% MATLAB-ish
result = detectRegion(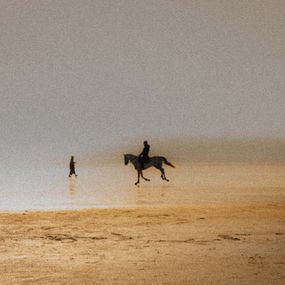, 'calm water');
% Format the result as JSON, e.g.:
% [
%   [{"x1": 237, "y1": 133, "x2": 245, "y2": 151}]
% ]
[{"x1": 0, "y1": 163, "x2": 284, "y2": 211}]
